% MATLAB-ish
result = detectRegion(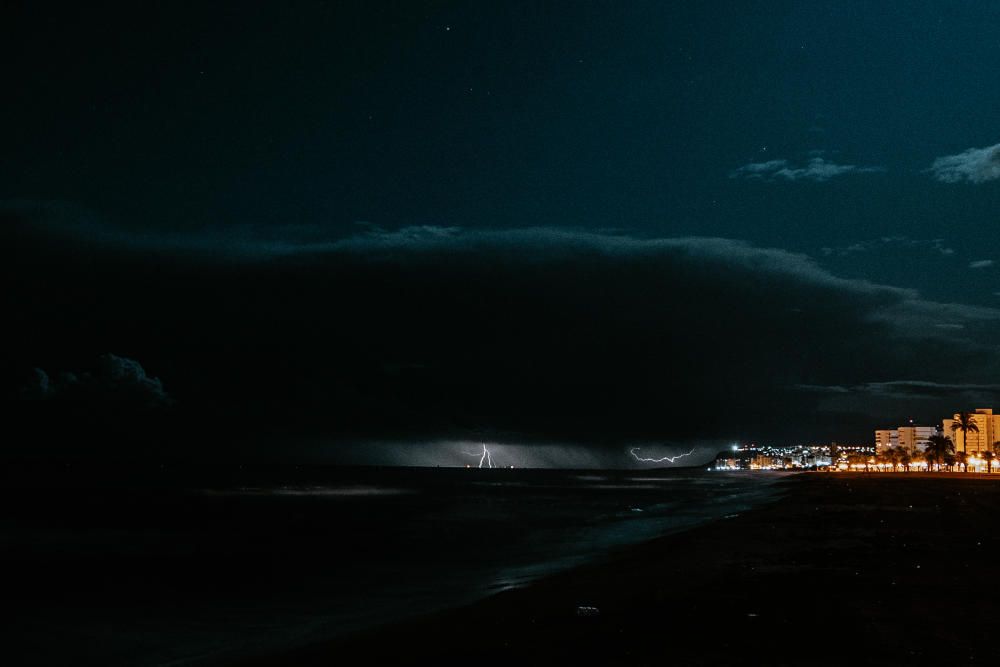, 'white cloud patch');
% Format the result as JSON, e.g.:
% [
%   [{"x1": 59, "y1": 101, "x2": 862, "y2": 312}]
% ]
[
  {"x1": 731, "y1": 157, "x2": 884, "y2": 182},
  {"x1": 821, "y1": 236, "x2": 955, "y2": 258},
  {"x1": 730, "y1": 159, "x2": 789, "y2": 177},
  {"x1": 969, "y1": 259, "x2": 994, "y2": 269},
  {"x1": 927, "y1": 142, "x2": 1000, "y2": 184}
]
